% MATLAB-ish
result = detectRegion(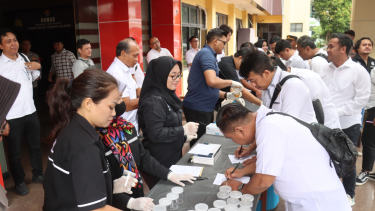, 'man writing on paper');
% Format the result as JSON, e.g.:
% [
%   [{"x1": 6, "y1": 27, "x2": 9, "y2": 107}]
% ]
[{"x1": 217, "y1": 103, "x2": 351, "y2": 211}]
